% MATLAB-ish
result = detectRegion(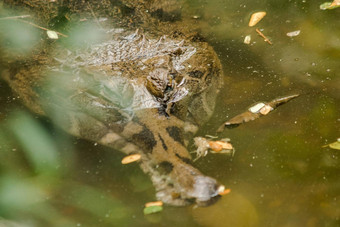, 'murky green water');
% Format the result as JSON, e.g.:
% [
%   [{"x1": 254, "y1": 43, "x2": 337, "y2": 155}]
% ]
[{"x1": 0, "y1": 0, "x2": 339, "y2": 226}]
